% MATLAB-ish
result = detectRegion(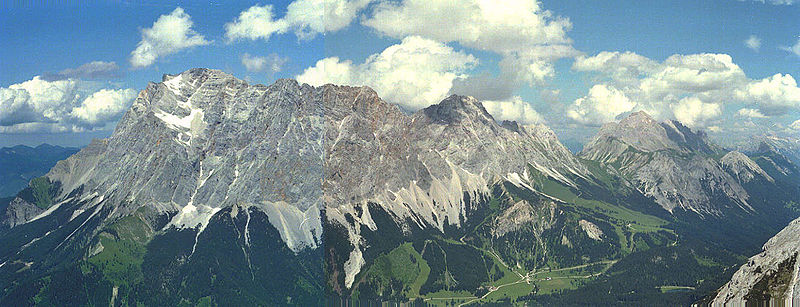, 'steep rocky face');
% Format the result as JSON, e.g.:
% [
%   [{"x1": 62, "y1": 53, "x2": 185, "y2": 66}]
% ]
[
  {"x1": 1, "y1": 69, "x2": 598, "y2": 302},
  {"x1": 0, "y1": 69, "x2": 325, "y2": 305},
  {"x1": 3, "y1": 197, "x2": 45, "y2": 228},
  {"x1": 2, "y1": 68, "x2": 796, "y2": 304},
  {"x1": 581, "y1": 111, "x2": 750, "y2": 216},
  {"x1": 492, "y1": 199, "x2": 558, "y2": 238},
  {"x1": 713, "y1": 217, "x2": 800, "y2": 304},
  {"x1": 4, "y1": 69, "x2": 323, "y2": 250},
  {"x1": 752, "y1": 139, "x2": 800, "y2": 181},
  {"x1": 322, "y1": 89, "x2": 591, "y2": 288},
  {"x1": 582, "y1": 111, "x2": 718, "y2": 159},
  {"x1": 720, "y1": 151, "x2": 774, "y2": 184}
]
